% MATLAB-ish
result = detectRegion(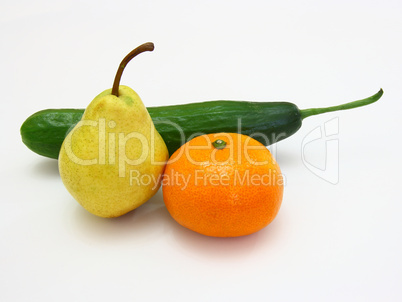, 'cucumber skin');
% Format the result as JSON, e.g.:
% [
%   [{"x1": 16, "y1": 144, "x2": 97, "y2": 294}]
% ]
[
  {"x1": 20, "y1": 101, "x2": 302, "y2": 159},
  {"x1": 21, "y1": 109, "x2": 84, "y2": 159}
]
